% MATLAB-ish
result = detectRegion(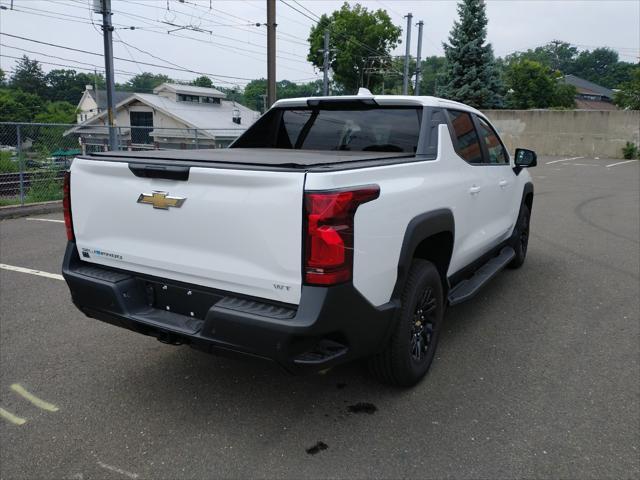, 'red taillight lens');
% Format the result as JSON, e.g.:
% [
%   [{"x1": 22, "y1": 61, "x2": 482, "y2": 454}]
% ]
[
  {"x1": 63, "y1": 171, "x2": 75, "y2": 241},
  {"x1": 304, "y1": 185, "x2": 380, "y2": 285}
]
